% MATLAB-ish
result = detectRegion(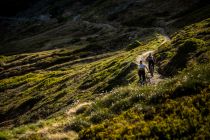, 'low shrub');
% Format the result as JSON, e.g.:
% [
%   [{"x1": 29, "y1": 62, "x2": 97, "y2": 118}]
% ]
[
  {"x1": 0, "y1": 132, "x2": 10, "y2": 140},
  {"x1": 90, "y1": 109, "x2": 112, "y2": 124},
  {"x1": 19, "y1": 133, "x2": 47, "y2": 140},
  {"x1": 64, "y1": 119, "x2": 90, "y2": 132},
  {"x1": 126, "y1": 40, "x2": 142, "y2": 51},
  {"x1": 76, "y1": 105, "x2": 89, "y2": 115},
  {"x1": 110, "y1": 98, "x2": 132, "y2": 114}
]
